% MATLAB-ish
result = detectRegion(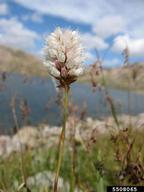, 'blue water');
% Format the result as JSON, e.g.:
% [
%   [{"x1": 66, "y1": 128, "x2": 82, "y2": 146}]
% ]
[{"x1": 0, "y1": 73, "x2": 144, "y2": 134}]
